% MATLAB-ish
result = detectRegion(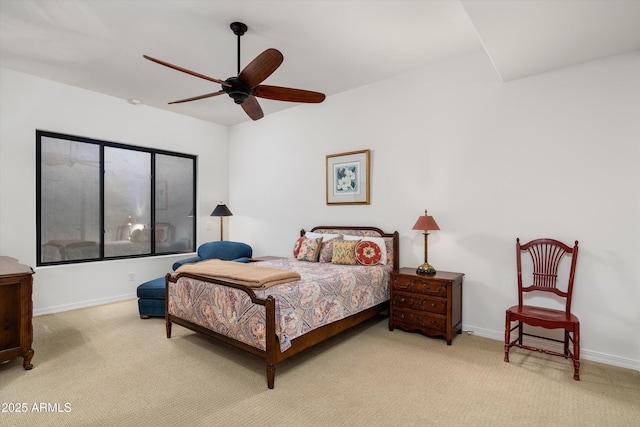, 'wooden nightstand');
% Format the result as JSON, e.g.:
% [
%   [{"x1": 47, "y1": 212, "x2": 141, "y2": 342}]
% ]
[{"x1": 389, "y1": 268, "x2": 464, "y2": 345}]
